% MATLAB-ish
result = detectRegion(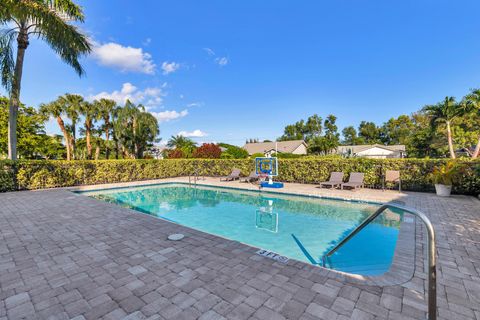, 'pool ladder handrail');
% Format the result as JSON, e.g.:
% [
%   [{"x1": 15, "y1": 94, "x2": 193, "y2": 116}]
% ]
[
  {"x1": 188, "y1": 170, "x2": 198, "y2": 187},
  {"x1": 321, "y1": 203, "x2": 437, "y2": 320}
]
